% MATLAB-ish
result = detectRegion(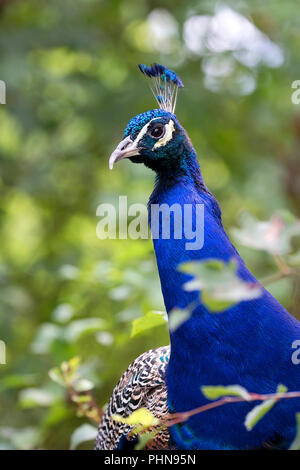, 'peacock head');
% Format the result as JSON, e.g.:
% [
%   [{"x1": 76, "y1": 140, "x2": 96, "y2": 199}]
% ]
[{"x1": 109, "y1": 64, "x2": 192, "y2": 174}]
